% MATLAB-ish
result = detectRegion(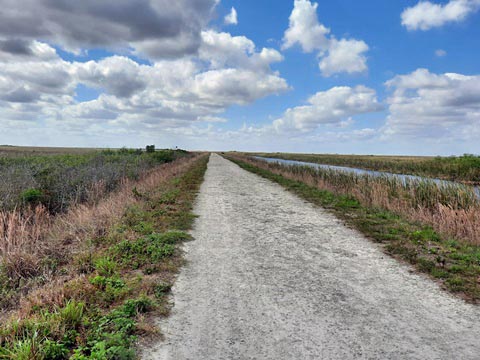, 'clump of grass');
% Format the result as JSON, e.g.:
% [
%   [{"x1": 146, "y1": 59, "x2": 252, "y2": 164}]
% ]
[
  {"x1": 60, "y1": 300, "x2": 85, "y2": 328},
  {"x1": 153, "y1": 283, "x2": 172, "y2": 299},
  {"x1": 94, "y1": 257, "x2": 118, "y2": 277}
]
